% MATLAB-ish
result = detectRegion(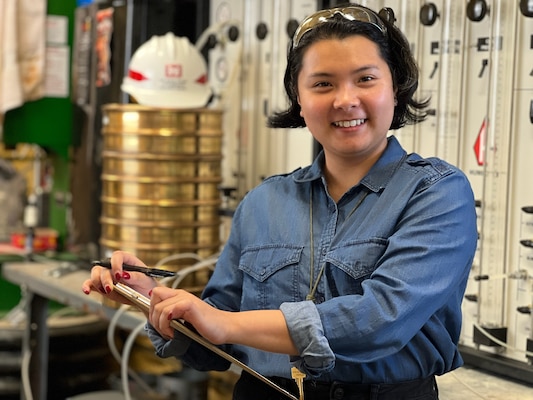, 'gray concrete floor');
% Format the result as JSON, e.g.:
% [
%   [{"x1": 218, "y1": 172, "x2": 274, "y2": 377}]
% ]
[{"x1": 437, "y1": 366, "x2": 533, "y2": 399}]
